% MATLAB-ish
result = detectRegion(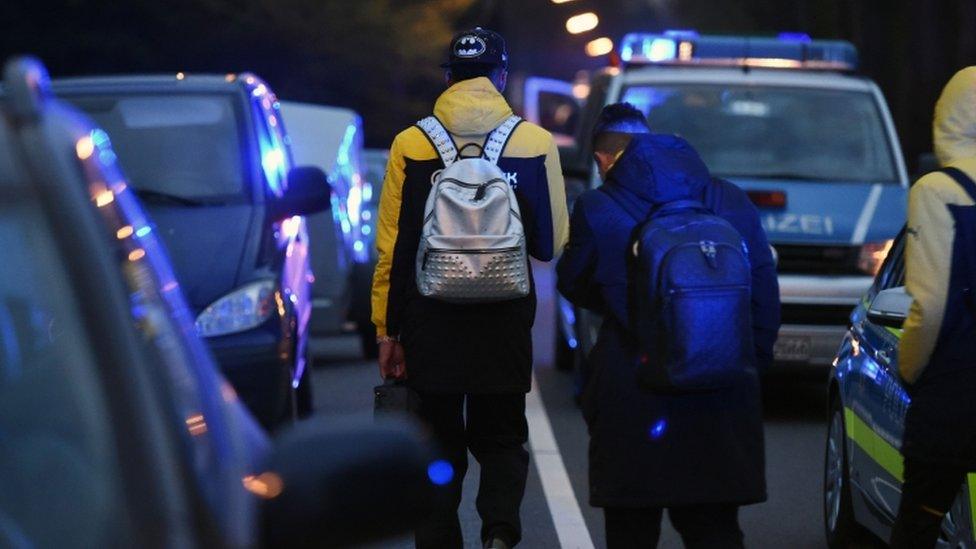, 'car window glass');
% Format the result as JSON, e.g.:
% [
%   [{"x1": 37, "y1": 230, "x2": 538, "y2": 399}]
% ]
[
  {"x1": 64, "y1": 94, "x2": 248, "y2": 202},
  {"x1": 0, "y1": 191, "x2": 129, "y2": 548},
  {"x1": 75, "y1": 129, "x2": 250, "y2": 537},
  {"x1": 878, "y1": 229, "x2": 907, "y2": 290},
  {"x1": 622, "y1": 84, "x2": 898, "y2": 183}
]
